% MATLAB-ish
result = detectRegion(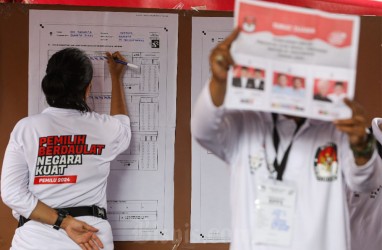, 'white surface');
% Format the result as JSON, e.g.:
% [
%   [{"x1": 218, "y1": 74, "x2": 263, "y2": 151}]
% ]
[
  {"x1": 191, "y1": 85, "x2": 382, "y2": 250},
  {"x1": 29, "y1": 10, "x2": 178, "y2": 241},
  {"x1": 190, "y1": 17, "x2": 233, "y2": 243}
]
